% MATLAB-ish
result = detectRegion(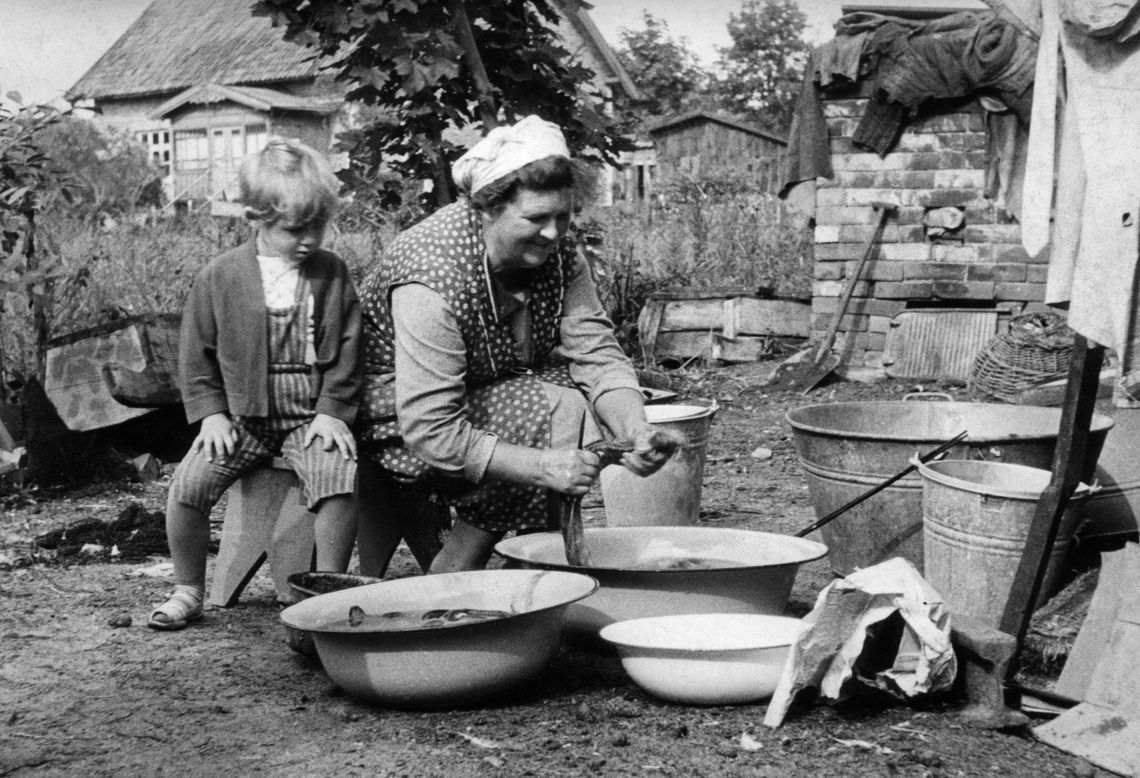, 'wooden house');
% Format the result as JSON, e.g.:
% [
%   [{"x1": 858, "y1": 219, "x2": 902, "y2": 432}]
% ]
[
  {"x1": 648, "y1": 111, "x2": 788, "y2": 194},
  {"x1": 66, "y1": 0, "x2": 345, "y2": 208},
  {"x1": 67, "y1": 0, "x2": 638, "y2": 210}
]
